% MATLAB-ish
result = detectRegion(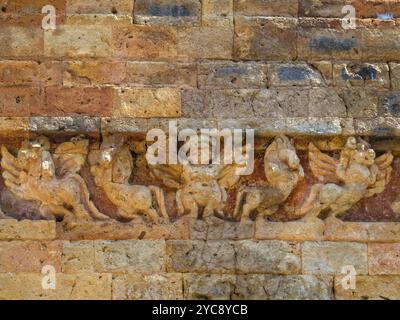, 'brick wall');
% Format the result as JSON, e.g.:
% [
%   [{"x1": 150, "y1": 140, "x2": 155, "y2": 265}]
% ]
[{"x1": 0, "y1": 0, "x2": 400, "y2": 300}]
